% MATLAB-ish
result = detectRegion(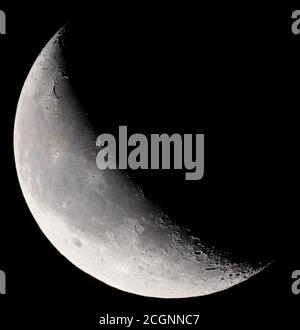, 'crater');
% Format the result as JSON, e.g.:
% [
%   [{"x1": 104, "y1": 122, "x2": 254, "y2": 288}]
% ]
[{"x1": 72, "y1": 237, "x2": 82, "y2": 247}]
